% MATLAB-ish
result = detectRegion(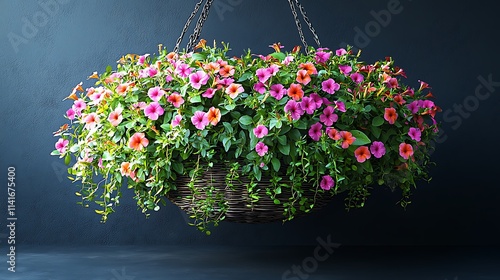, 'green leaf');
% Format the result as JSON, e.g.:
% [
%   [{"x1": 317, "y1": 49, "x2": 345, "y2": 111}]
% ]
[
  {"x1": 172, "y1": 162, "x2": 184, "y2": 174},
  {"x1": 371, "y1": 126, "x2": 381, "y2": 139},
  {"x1": 270, "y1": 52, "x2": 286, "y2": 61},
  {"x1": 273, "y1": 199, "x2": 281, "y2": 205},
  {"x1": 271, "y1": 158, "x2": 281, "y2": 172},
  {"x1": 295, "y1": 120, "x2": 308, "y2": 130},
  {"x1": 372, "y1": 116, "x2": 385, "y2": 127},
  {"x1": 274, "y1": 186, "x2": 282, "y2": 195},
  {"x1": 237, "y1": 72, "x2": 253, "y2": 82},
  {"x1": 225, "y1": 104, "x2": 236, "y2": 111},
  {"x1": 191, "y1": 53, "x2": 206, "y2": 61},
  {"x1": 222, "y1": 138, "x2": 232, "y2": 152},
  {"x1": 351, "y1": 130, "x2": 371, "y2": 146},
  {"x1": 51, "y1": 150, "x2": 60, "y2": 156},
  {"x1": 277, "y1": 135, "x2": 287, "y2": 145},
  {"x1": 102, "y1": 151, "x2": 114, "y2": 161},
  {"x1": 239, "y1": 115, "x2": 253, "y2": 126},
  {"x1": 278, "y1": 144, "x2": 290, "y2": 155},
  {"x1": 106, "y1": 65, "x2": 112, "y2": 73},
  {"x1": 222, "y1": 122, "x2": 233, "y2": 134},
  {"x1": 64, "y1": 154, "x2": 71, "y2": 165},
  {"x1": 190, "y1": 95, "x2": 201, "y2": 103}
]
